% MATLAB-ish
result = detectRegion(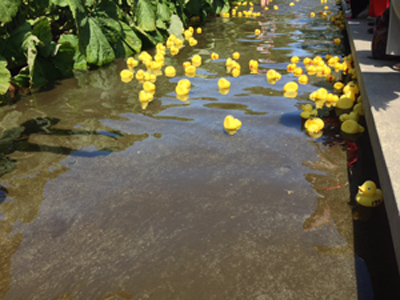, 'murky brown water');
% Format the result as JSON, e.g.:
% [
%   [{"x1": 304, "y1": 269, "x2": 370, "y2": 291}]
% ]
[{"x1": 0, "y1": 1, "x2": 371, "y2": 299}]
